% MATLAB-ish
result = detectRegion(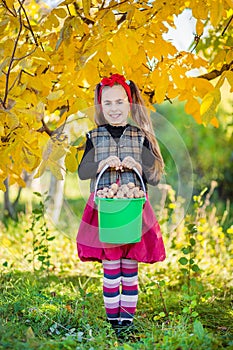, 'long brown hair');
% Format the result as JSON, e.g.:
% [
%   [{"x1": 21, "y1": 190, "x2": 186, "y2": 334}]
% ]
[{"x1": 94, "y1": 80, "x2": 164, "y2": 183}]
